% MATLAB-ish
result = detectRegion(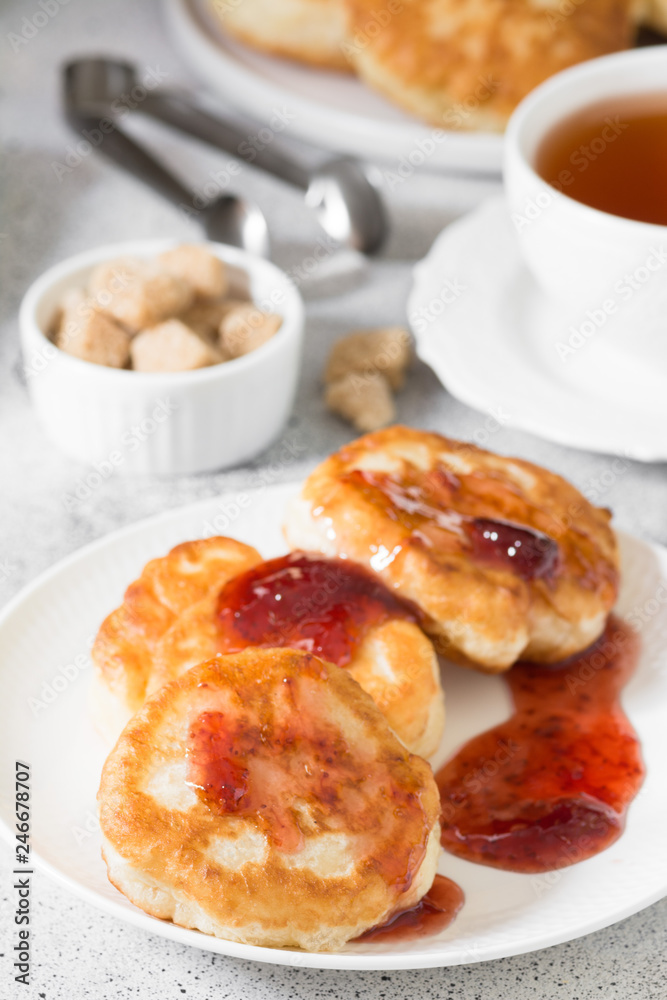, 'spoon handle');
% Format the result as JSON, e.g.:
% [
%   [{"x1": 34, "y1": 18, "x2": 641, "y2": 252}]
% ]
[
  {"x1": 68, "y1": 113, "x2": 195, "y2": 211},
  {"x1": 142, "y1": 92, "x2": 311, "y2": 190}
]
